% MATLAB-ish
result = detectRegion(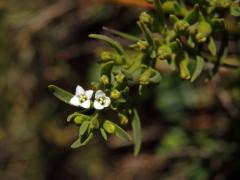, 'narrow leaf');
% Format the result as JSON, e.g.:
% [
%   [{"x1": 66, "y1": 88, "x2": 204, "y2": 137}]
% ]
[
  {"x1": 112, "y1": 122, "x2": 131, "y2": 141},
  {"x1": 191, "y1": 56, "x2": 205, "y2": 82},
  {"x1": 70, "y1": 133, "x2": 94, "y2": 148},
  {"x1": 79, "y1": 121, "x2": 89, "y2": 136},
  {"x1": 153, "y1": 0, "x2": 165, "y2": 31},
  {"x1": 89, "y1": 34, "x2": 125, "y2": 55},
  {"x1": 102, "y1": 26, "x2": 139, "y2": 42},
  {"x1": 70, "y1": 137, "x2": 81, "y2": 148},
  {"x1": 80, "y1": 132, "x2": 94, "y2": 146},
  {"x1": 100, "y1": 128, "x2": 108, "y2": 141},
  {"x1": 132, "y1": 109, "x2": 142, "y2": 156},
  {"x1": 48, "y1": 85, "x2": 73, "y2": 104},
  {"x1": 208, "y1": 37, "x2": 217, "y2": 56}
]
